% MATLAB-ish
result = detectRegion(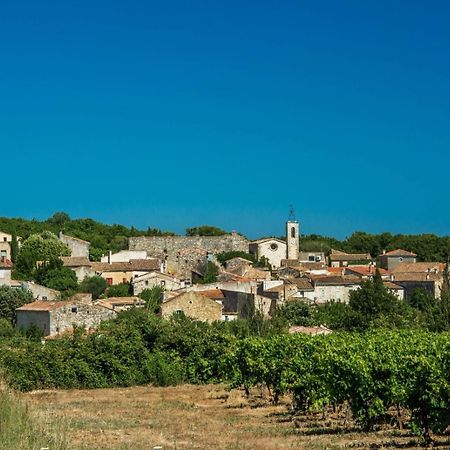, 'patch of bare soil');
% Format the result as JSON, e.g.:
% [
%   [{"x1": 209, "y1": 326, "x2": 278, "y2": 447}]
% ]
[{"x1": 24, "y1": 385, "x2": 449, "y2": 449}]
